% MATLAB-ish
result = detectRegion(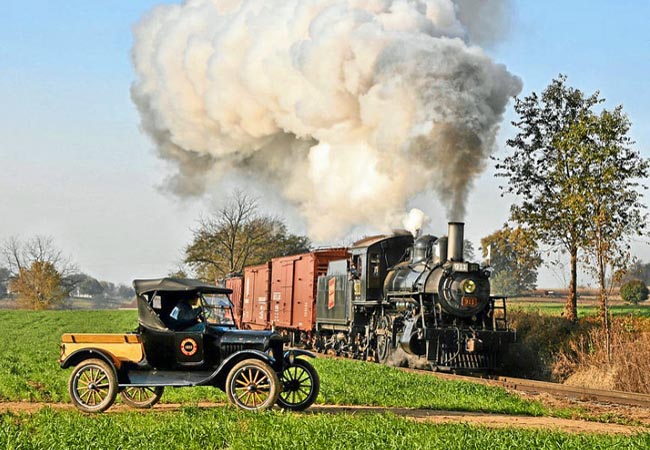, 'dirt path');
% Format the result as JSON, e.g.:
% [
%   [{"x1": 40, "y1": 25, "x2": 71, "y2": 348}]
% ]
[{"x1": 0, "y1": 401, "x2": 645, "y2": 435}]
